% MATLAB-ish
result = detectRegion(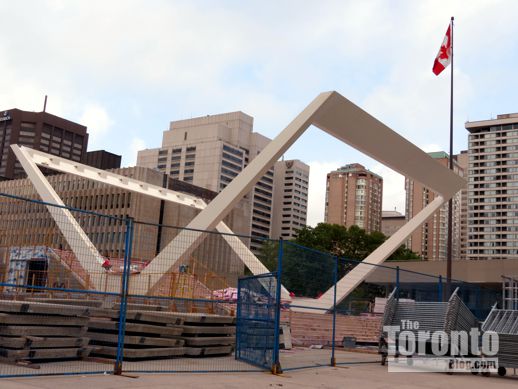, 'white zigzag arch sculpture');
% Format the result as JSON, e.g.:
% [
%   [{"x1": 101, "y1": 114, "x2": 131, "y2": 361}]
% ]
[{"x1": 12, "y1": 91, "x2": 465, "y2": 312}]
